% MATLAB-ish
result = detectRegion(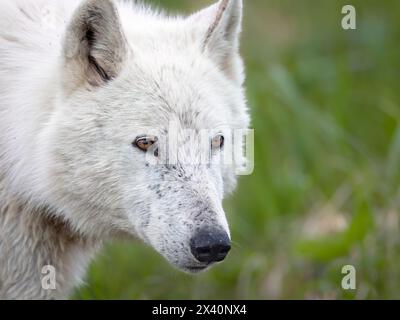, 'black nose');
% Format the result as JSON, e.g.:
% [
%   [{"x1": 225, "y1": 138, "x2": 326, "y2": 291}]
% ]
[{"x1": 190, "y1": 228, "x2": 231, "y2": 264}]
